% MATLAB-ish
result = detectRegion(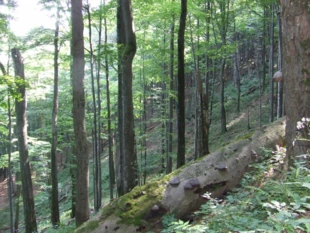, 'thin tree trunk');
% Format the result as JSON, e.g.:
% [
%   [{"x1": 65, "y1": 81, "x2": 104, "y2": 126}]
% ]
[
  {"x1": 14, "y1": 172, "x2": 21, "y2": 232},
  {"x1": 71, "y1": 0, "x2": 90, "y2": 226},
  {"x1": 103, "y1": 0, "x2": 115, "y2": 200},
  {"x1": 86, "y1": 2, "x2": 101, "y2": 212},
  {"x1": 177, "y1": 0, "x2": 187, "y2": 168},
  {"x1": 96, "y1": 1, "x2": 103, "y2": 205},
  {"x1": 202, "y1": 0, "x2": 211, "y2": 156},
  {"x1": 276, "y1": 7, "x2": 283, "y2": 118},
  {"x1": 262, "y1": 6, "x2": 267, "y2": 91},
  {"x1": 256, "y1": 39, "x2": 262, "y2": 129},
  {"x1": 166, "y1": 13, "x2": 175, "y2": 174},
  {"x1": 50, "y1": 2, "x2": 60, "y2": 225},
  {"x1": 8, "y1": 96, "x2": 14, "y2": 233},
  {"x1": 0, "y1": 60, "x2": 14, "y2": 233},
  {"x1": 68, "y1": 134, "x2": 76, "y2": 218},
  {"x1": 12, "y1": 48, "x2": 37, "y2": 233},
  {"x1": 219, "y1": 58, "x2": 227, "y2": 133},
  {"x1": 269, "y1": 4, "x2": 275, "y2": 123}
]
